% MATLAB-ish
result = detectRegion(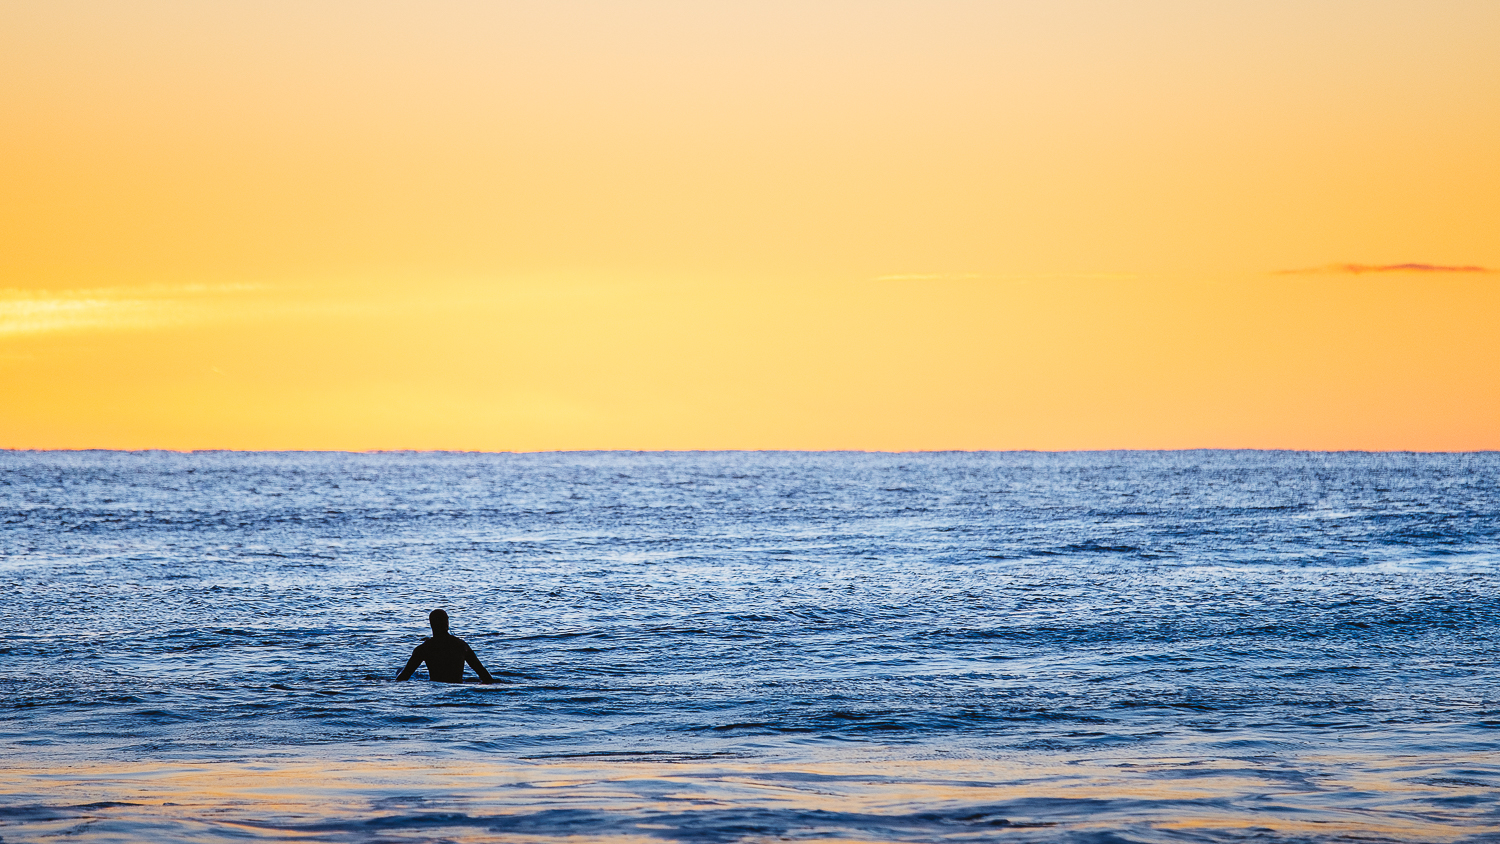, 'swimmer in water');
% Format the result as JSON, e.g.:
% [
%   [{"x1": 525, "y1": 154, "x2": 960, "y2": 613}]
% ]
[{"x1": 394, "y1": 609, "x2": 496, "y2": 683}]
